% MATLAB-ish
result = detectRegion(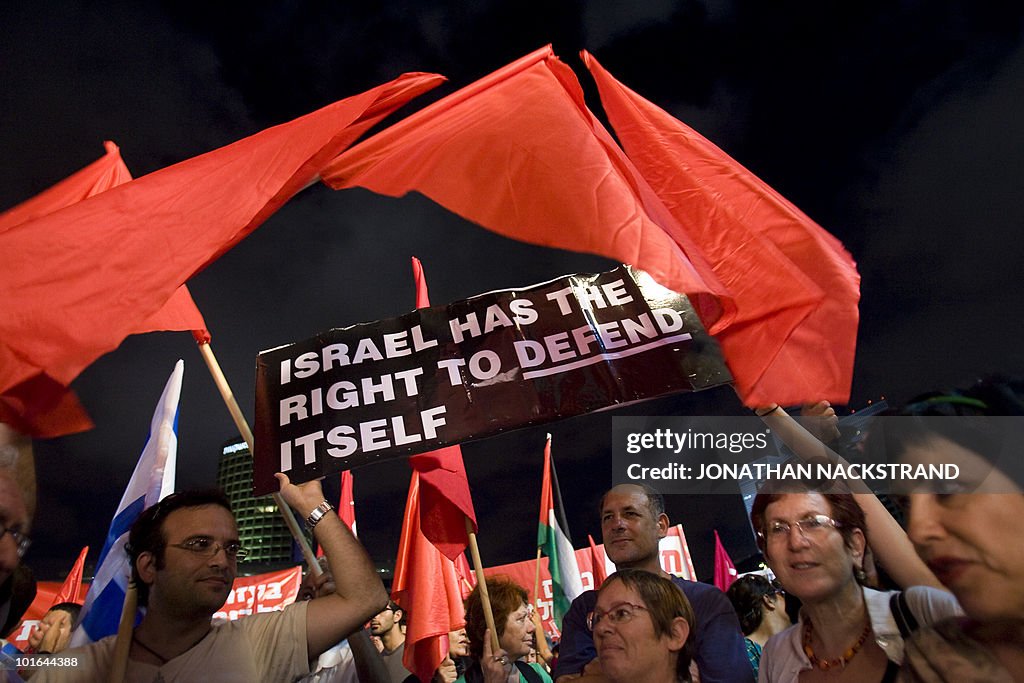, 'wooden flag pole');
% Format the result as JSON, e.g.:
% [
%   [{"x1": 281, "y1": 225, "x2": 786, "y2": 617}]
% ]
[
  {"x1": 197, "y1": 341, "x2": 322, "y2": 576},
  {"x1": 465, "y1": 516, "x2": 500, "y2": 653},
  {"x1": 107, "y1": 581, "x2": 138, "y2": 683}
]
